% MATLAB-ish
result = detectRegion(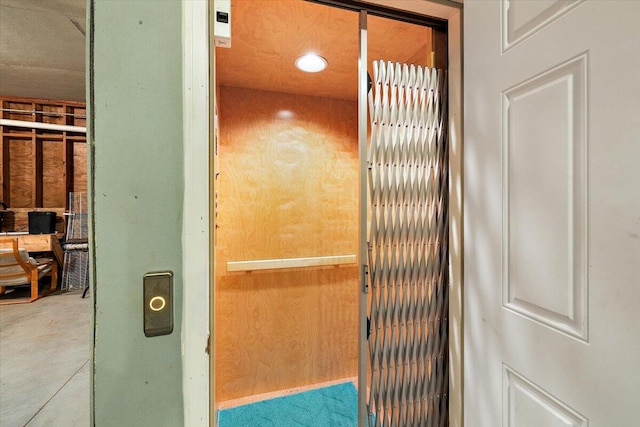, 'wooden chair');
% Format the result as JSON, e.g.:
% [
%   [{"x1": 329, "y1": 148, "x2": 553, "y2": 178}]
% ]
[{"x1": 0, "y1": 238, "x2": 58, "y2": 304}]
